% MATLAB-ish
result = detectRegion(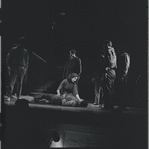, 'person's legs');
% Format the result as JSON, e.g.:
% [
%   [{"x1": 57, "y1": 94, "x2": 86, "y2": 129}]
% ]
[
  {"x1": 93, "y1": 76, "x2": 103, "y2": 105},
  {"x1": 33, "y1": 94, "x2": 62, "y2": 105},
  {"x1": 7, "y1": 67, "x2": 18, "y2": 100},
  {"x1": 103, "y1": 69, "x2": 116, "y2": 110},
  {"x1": 98, "y1": 86, "x2": 103, "y2": 104},
  {"x1": 17, "y1": 67, "x2": 26, "y2": 99},
  {"x1": 94, "y1": 81, "x2": 99, "y2": 105},
  {"x1": 34, "y1": 93, "x2": 50, "y2": 103},
  {"x1": 119, "y1": 77, "x2": 127, "y2": 110}
]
